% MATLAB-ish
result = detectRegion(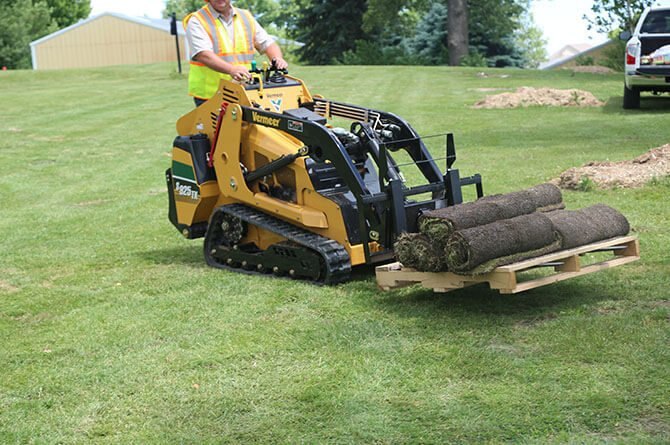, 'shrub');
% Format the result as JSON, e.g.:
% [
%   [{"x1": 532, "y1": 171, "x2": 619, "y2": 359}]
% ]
[{"x1": 576, "y1": 55, "x2": 595, "y2": 66}]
